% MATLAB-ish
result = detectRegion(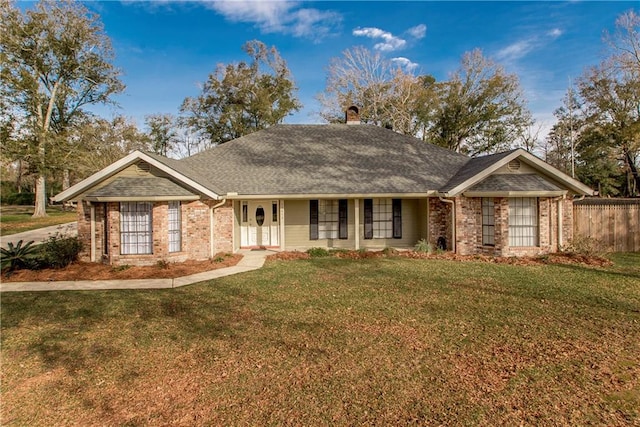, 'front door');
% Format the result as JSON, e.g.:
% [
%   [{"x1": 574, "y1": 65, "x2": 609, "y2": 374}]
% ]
[{"x1": 240, "y1": 200, "x2": 279, "y2": 247}]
